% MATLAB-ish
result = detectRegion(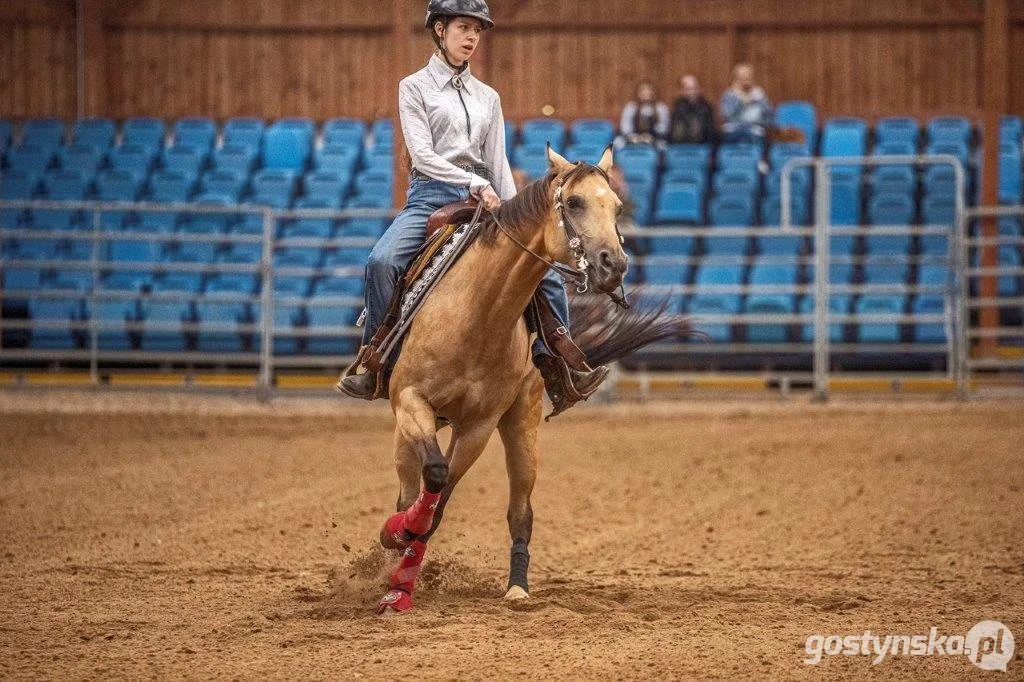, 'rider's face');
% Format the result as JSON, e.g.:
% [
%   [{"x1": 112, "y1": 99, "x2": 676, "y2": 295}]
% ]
[{"x1": 438, "y1": 16, "x2": 484, "y2": 65}]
